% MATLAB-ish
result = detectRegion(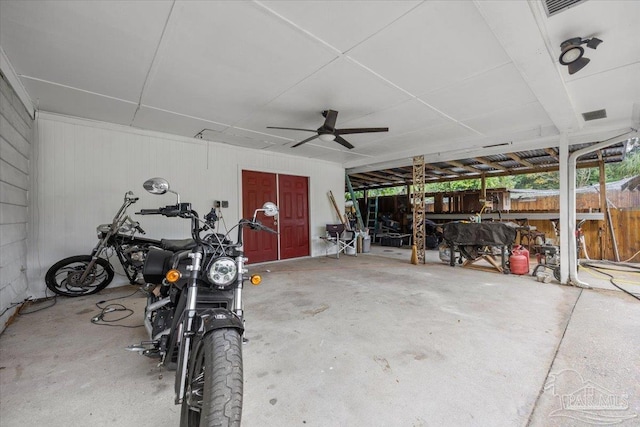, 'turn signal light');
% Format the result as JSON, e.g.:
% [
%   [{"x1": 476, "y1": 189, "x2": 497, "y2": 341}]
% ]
[
  {"x1": 166, "y1": 269, "x2": 182, "y2": 283},
  {"x1": 250, "y1": 274, "x2": 262, "y2": 286}
]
